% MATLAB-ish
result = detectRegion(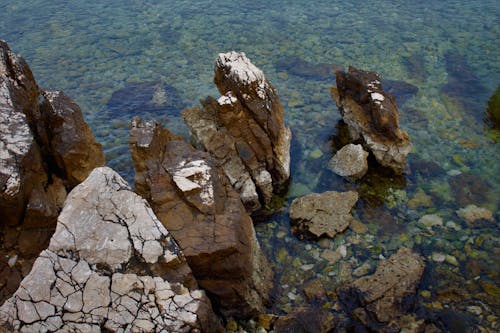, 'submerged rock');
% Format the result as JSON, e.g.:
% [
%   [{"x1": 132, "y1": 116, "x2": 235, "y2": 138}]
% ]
[
  {"x1": 448, "y1": 172, "x2": 491, "y2": 206},
  {"x1": 327, "y1": 143, "x2": 369, "y2": 180},
  {"x1": 456, "y1": 204, "x2": 494, "y2": 224},
  {"x1": 129, "y1": 117, "x2": 273, "y2": 319},
  {"x1": 332, "y1": 66, "x2": 412, "y2": 172},
  {"x1": 289, "y1": 191, "x2": 359, "y2": 240},
  {"x1": 183, "y1": 51, "x2": 291, "y2": 213},
  {"x1": 273, "y1": 307, "x2": 336, "y2": 333},
  {"x1": 106, "y1": 80, "x2": 185, "y2": 118},
  {"x1": 0, "y1": 167, "x2": 221, "y2": 332},
  {"x1": 339, "y1": 247, "x2": 425, "y2": 329},
  {"x1": 486, "y1": 85, "x2": 500, "y2": 129}
]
